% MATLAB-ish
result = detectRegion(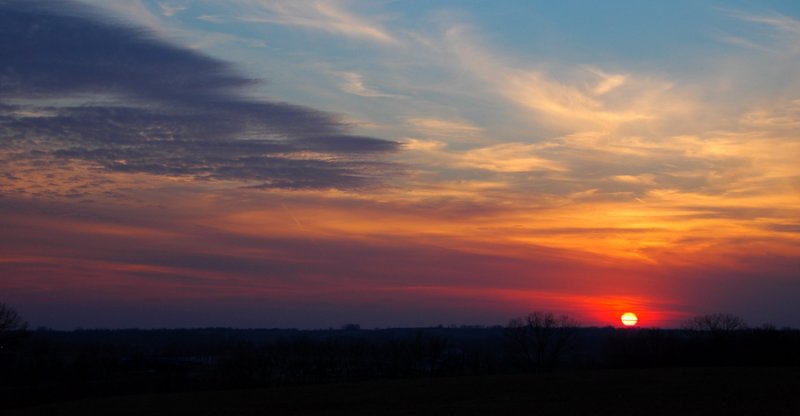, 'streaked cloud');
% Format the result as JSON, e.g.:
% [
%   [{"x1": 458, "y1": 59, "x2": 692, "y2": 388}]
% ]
[
  {"x1": 457, "y1": 143, "x2": 567, "y2": 173},
  {"x1": 406, "y1": 117, "x2": 483, "y2": 139},
  {"x1": 722, "y1": 10, "x2": 800, "y2": 54},
  {"x1": 731, "y1": 11, "x2": 800, "y2": 36},
  {"x1": 335, "y1": 71, "x2": 398, "y2": 98},
  {"x1": 740, "y1": 99, "x2": 800, "y2": 129},
  {"x1": 238, "y1": 0, "x2": 397, "y2": 45},
  {"x1": 438, "y1": 25, "x2": 690, "y2": 133},
  {"x1": 587, "y1": 68, "x2": 628, "y2": 96},
  {"x1": 157, "y1": 1, "x2": 186, "y2": 17}
]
